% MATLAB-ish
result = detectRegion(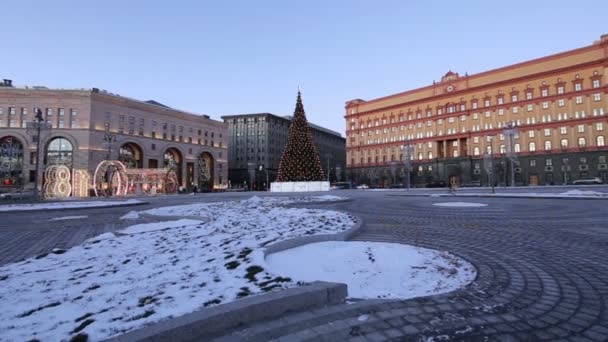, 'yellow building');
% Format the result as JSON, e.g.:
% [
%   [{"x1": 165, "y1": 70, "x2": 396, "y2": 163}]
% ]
[{"x1": 345, "y1": 34, "x2": 608, "y2": 187}]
